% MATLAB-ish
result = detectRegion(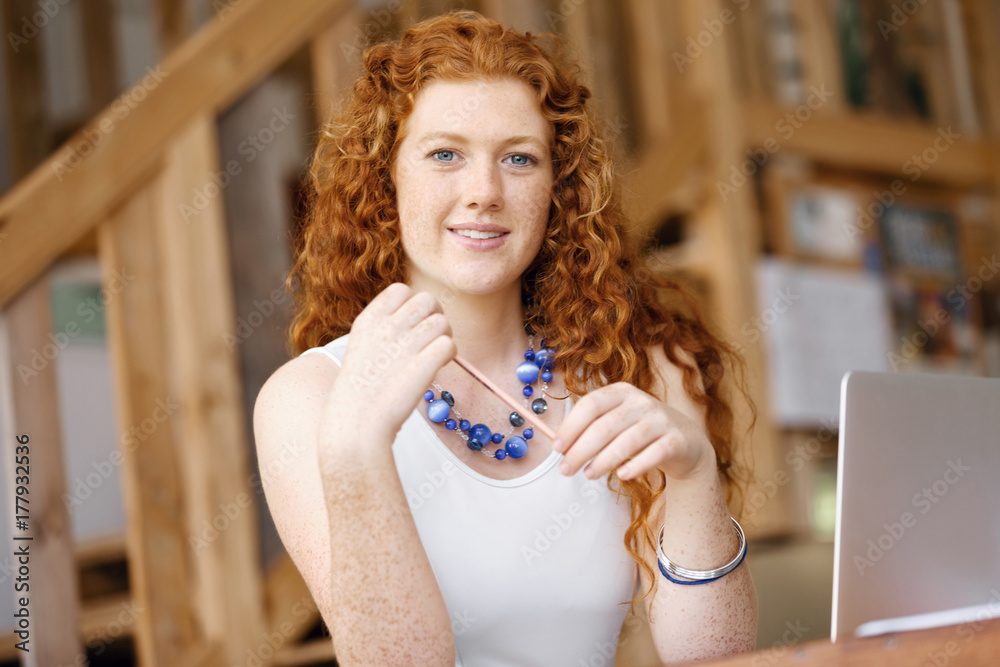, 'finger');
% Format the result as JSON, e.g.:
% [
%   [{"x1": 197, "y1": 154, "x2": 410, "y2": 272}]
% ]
[
  {"x1": 553, "y1": 384, "x2": 628, "y2": 455},
  {"x1": 582, "y1": 421, "x2": 659, "y2": 480},
  {"x1": 559, "y1": 402, "x2": 641, "y2": 475},
  {"x1": 369, "y1": 282, "x2": 412, "y2": 316},
  {"x1": 613, "y1": 434, "x2": 680, "y2": 481},
  {"x1": 394, "y1": 291, "x2": 442, "y2": 329},
  {"x1": 407, "y1": 311, "x2": 452, "y2": 352}
]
